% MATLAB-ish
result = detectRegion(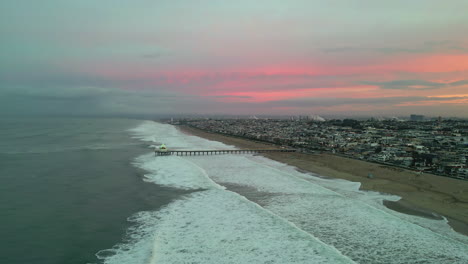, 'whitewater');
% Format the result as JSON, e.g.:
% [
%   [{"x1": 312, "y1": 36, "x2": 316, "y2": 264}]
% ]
[{"x1": 98, "y1": 121, "x2": 468, "y2": 264}]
